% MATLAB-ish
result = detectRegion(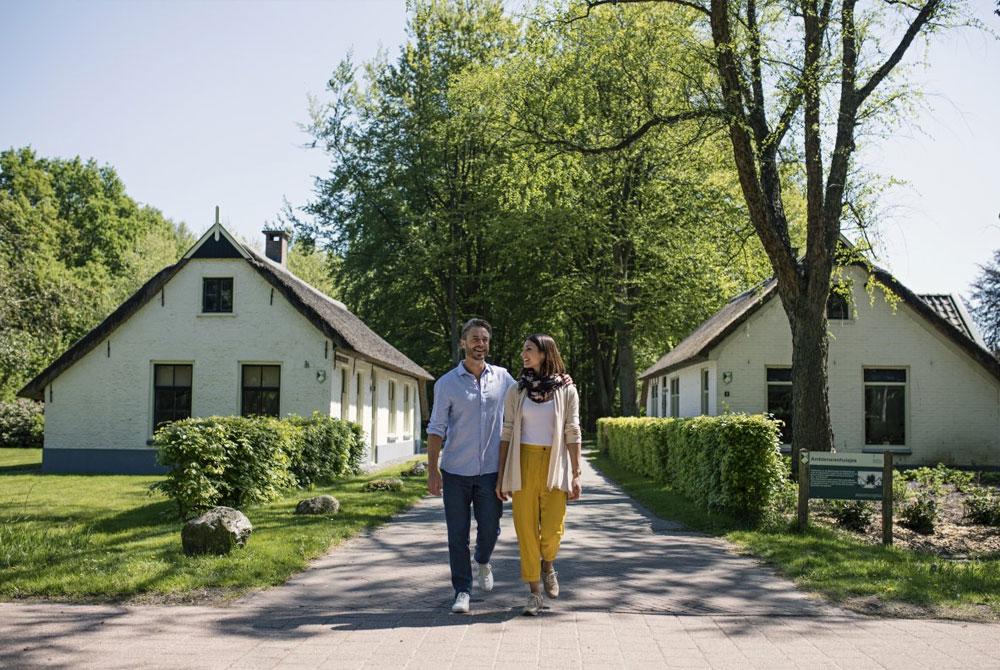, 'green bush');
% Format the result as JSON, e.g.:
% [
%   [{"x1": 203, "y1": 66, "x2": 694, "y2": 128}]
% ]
[
  {"x1": 0, "y1": 399, "x2": 44, "y2": 449},
  {"x1": 827, "y1": 500, "x2": 875, "y2": 533},
  {"x1": 892, "y1": 471, "x2": 912, "y2": 504},
  {"x1": 902, "y1": 463, "x2": 974, "y2": 494},
  {"x1": 153, "y1": 416, "x2": 298, "y2": 518},
  {"x1": 899, "y1": 494, "x2": 937, "y2": 535},
  {"x1": 598, "y1": 414, "x2": 783, "y2": 524},
  {"x1": 964, "y1": 486, "x2": 1000, "y2": 526},
  {"x1": 286, "y1": 413, "x2": 366, "y2": 486}
]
